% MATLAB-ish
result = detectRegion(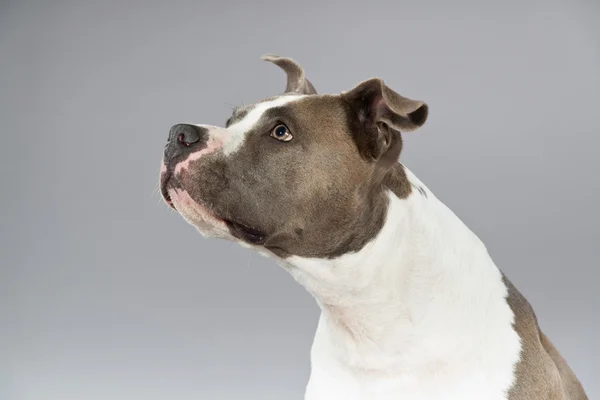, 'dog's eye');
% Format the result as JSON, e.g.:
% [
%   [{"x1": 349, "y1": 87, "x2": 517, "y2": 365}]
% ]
[{"x1": 270, "y1": 124, "x2": 293, "y2": 142}]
